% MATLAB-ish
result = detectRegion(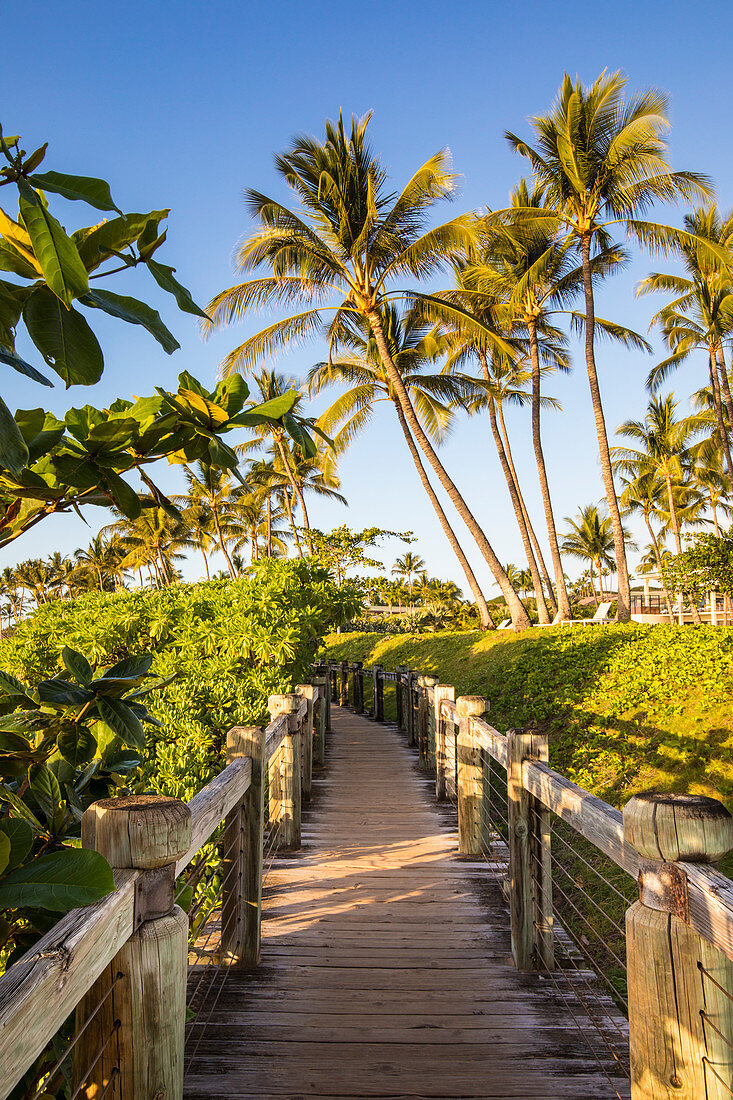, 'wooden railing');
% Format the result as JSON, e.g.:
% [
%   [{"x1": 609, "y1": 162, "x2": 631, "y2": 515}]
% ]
[
  {"x1": 321, "y1": 657, "x2": 733, "y2": 1100},
  {"x1": 0, "y1": 676, "x2": 327, "y2": 1100}
]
